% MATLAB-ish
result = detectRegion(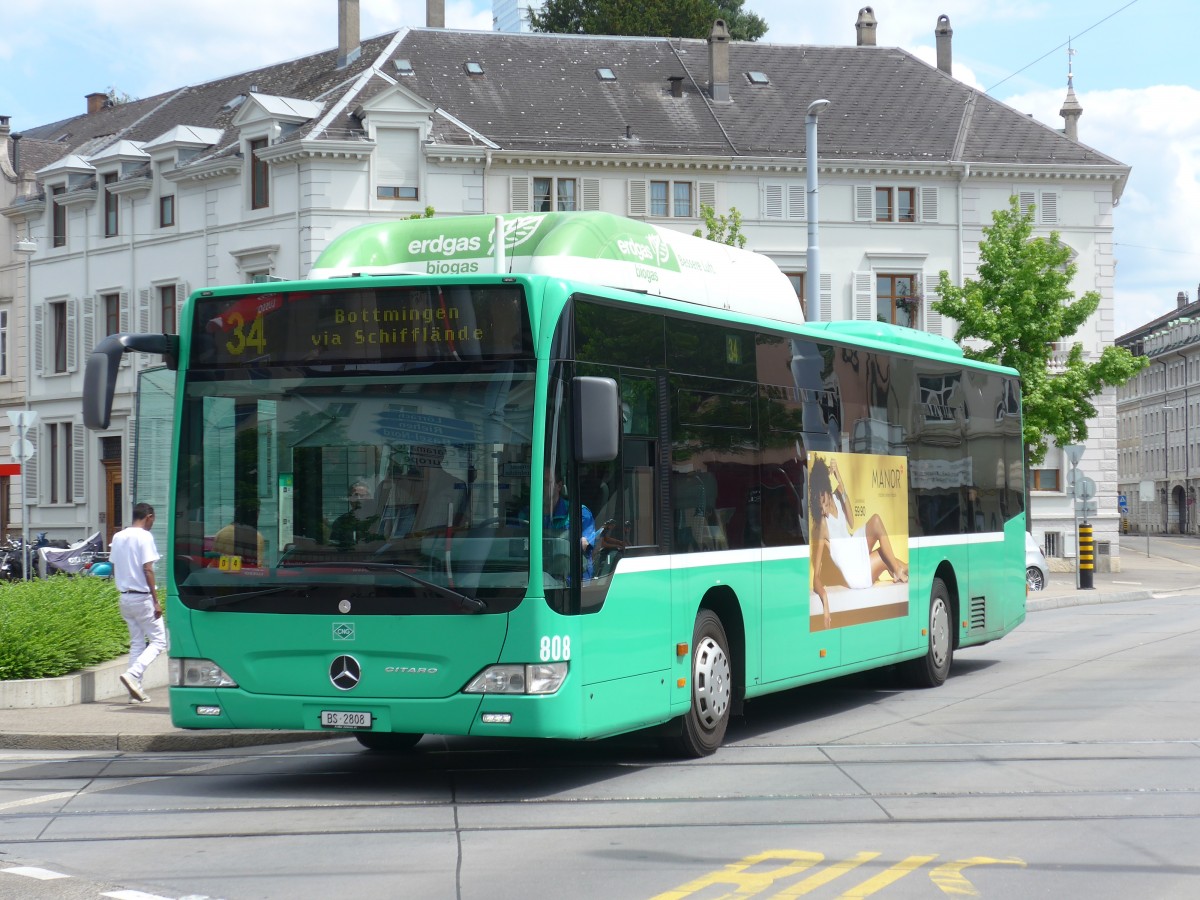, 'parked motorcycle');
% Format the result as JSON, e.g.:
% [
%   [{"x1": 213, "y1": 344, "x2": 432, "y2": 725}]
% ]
[
  {"x1": 0, "y1": 532, "x2": 52, "y2": 581},
  {"x1": 39, "y1": 531, "x2": 105, "y2": 577}
]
